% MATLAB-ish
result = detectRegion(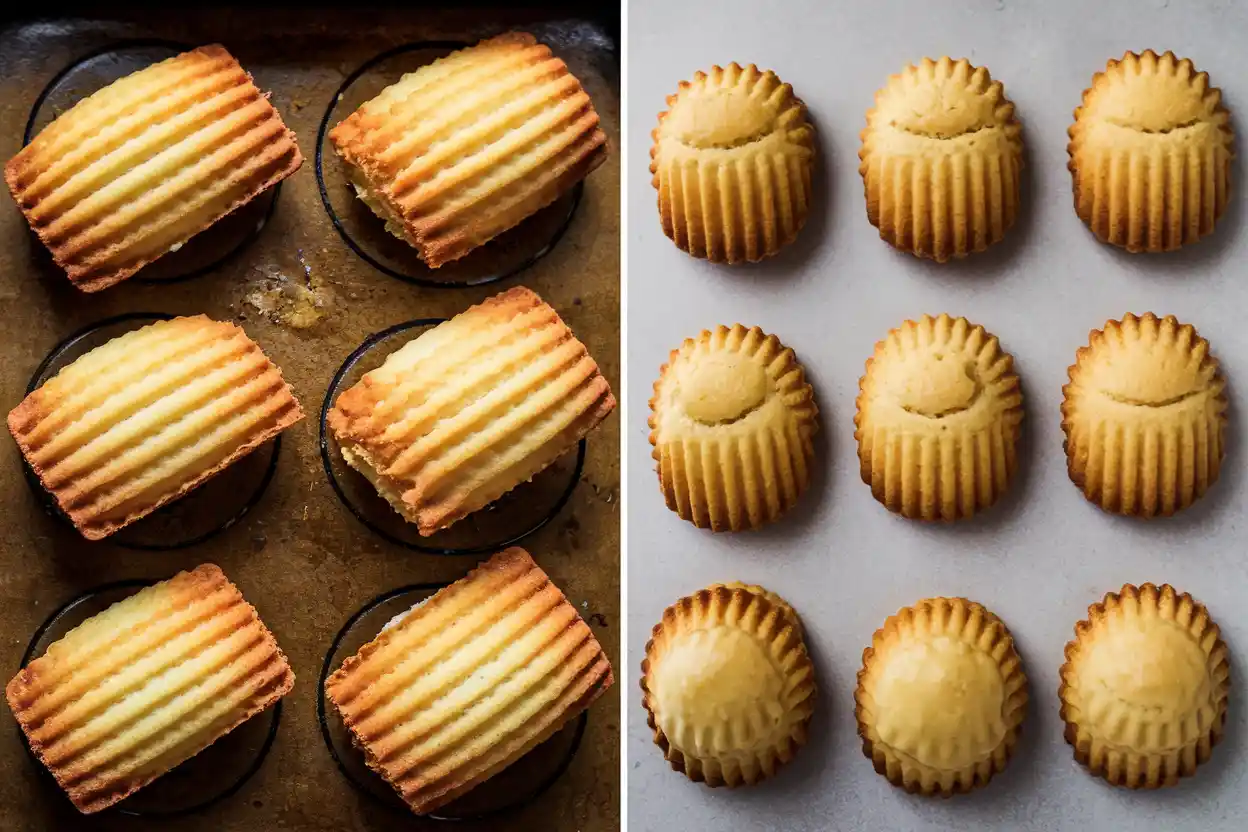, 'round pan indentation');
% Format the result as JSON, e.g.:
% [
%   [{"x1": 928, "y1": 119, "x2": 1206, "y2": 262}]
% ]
[
  {"x1": 316, "y1": 582, "x2": 588, "y2": 821},
  {"x1": 314, "y1": 40, "x2": 582, "y2": 288},
  {"x1": 21, "y1": 313, "x2": 282, "y2": 551},
  {"x1": 319, "y1": 318, "x2": 585, "y2": 555},
  {"x1": 22, "y1": 39, "x2": 282, "y2": 286},
  {"x1": 17, "y1": 579, "x2": 282, "y2": 817}
]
